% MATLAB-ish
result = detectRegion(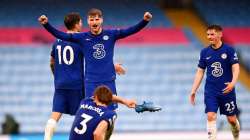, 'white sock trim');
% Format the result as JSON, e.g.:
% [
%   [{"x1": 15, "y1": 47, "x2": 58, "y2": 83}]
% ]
[
  {"x1": 207, "y1": 120, "x2": 217, "y2": 140},
  {"x1": 44, "y1": 119, "x2": 57, "y2": 140}
]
